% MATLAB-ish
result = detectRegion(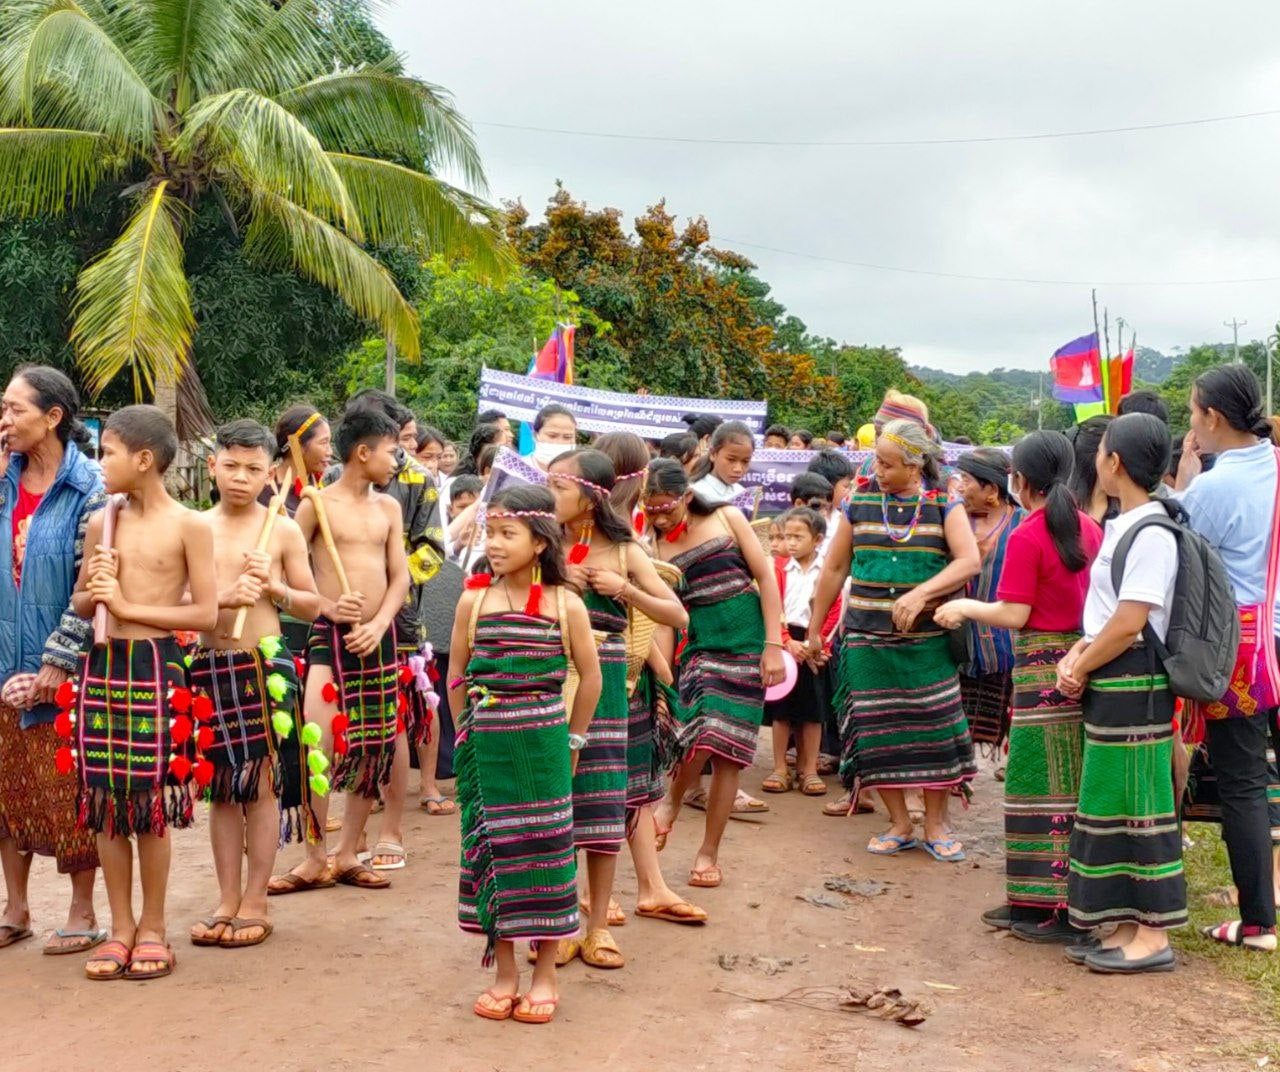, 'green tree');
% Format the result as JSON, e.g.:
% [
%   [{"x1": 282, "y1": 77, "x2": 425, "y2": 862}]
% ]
[
  {"x1": 1159, "y1": 342, "x2": 1268, "y2": 436},
  {"x1": 0, "y1": 0, "x2": 508, "y2": 431}
]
